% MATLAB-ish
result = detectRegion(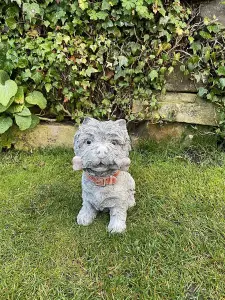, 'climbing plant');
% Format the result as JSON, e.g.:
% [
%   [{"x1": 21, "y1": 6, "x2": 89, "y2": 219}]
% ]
[
  {"x1": 0, "y1": 0, "x2": 225, "y2": 146},
  {"x1": 180, "y1": 17, "x2": 225, "y2": 135}
]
